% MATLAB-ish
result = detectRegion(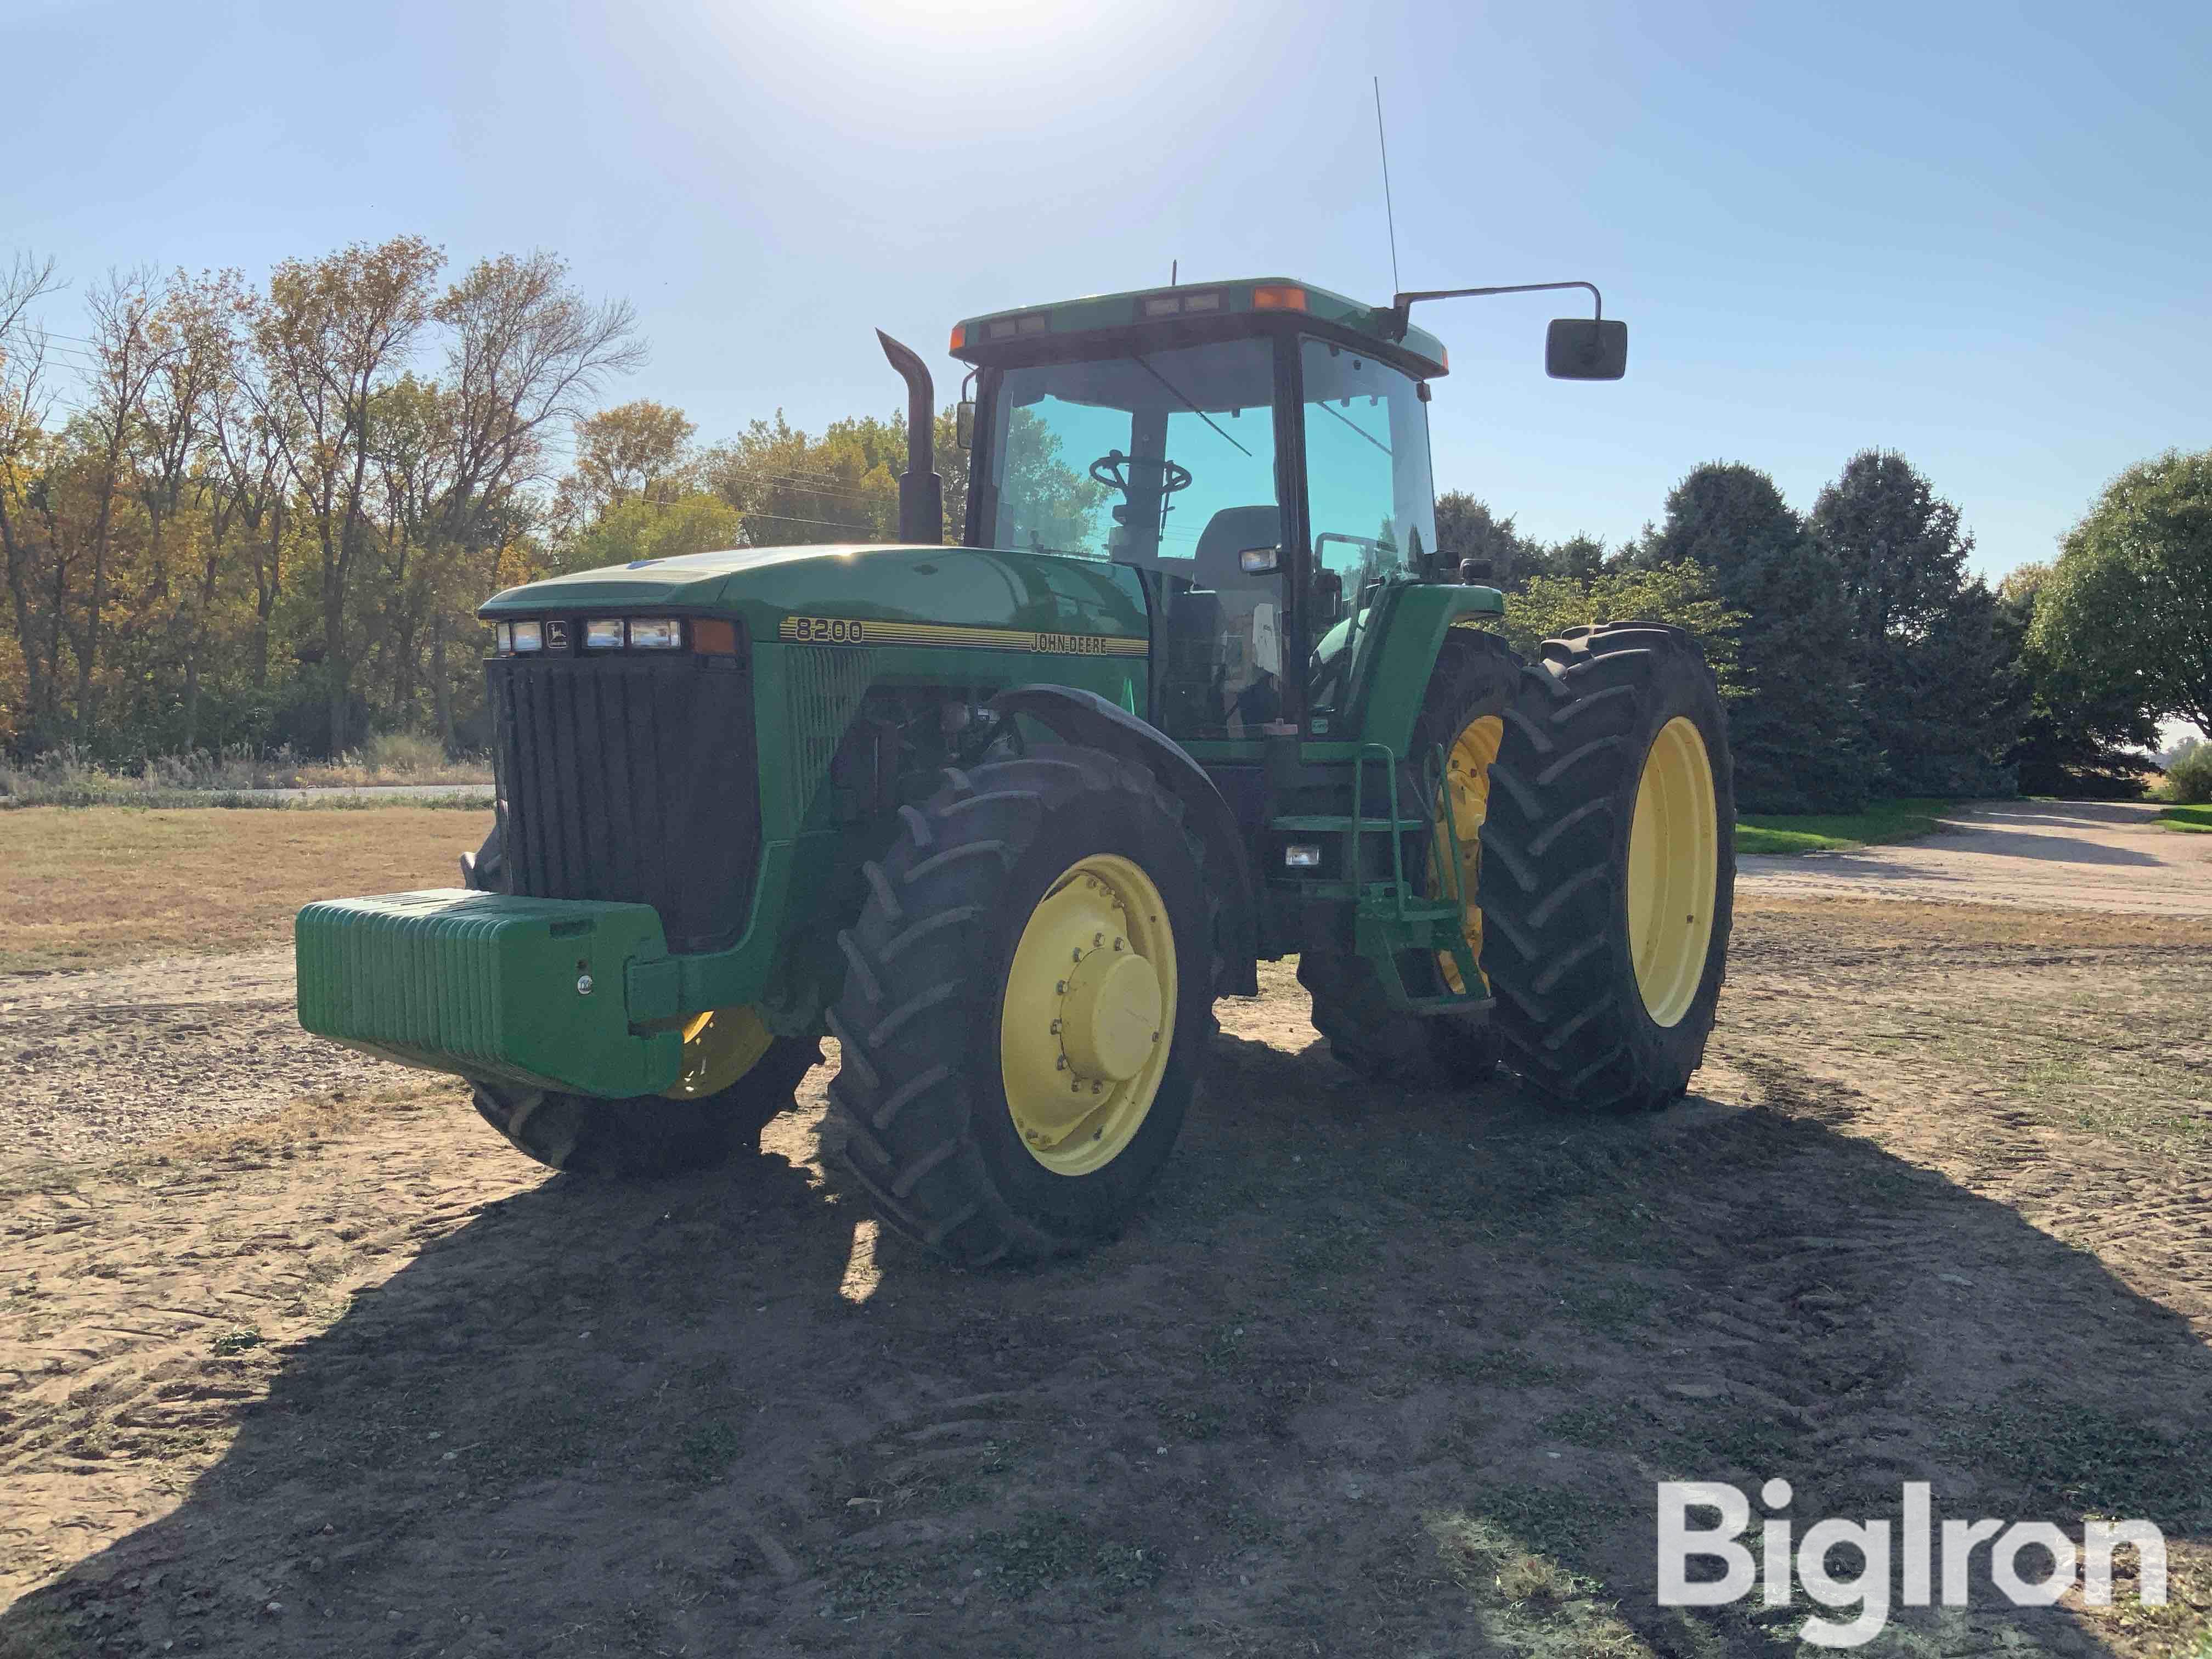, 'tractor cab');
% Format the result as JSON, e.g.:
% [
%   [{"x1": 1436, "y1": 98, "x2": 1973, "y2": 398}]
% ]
[{"x1": 949, "y1": 280, "x2": 1452, "y2": 746}]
